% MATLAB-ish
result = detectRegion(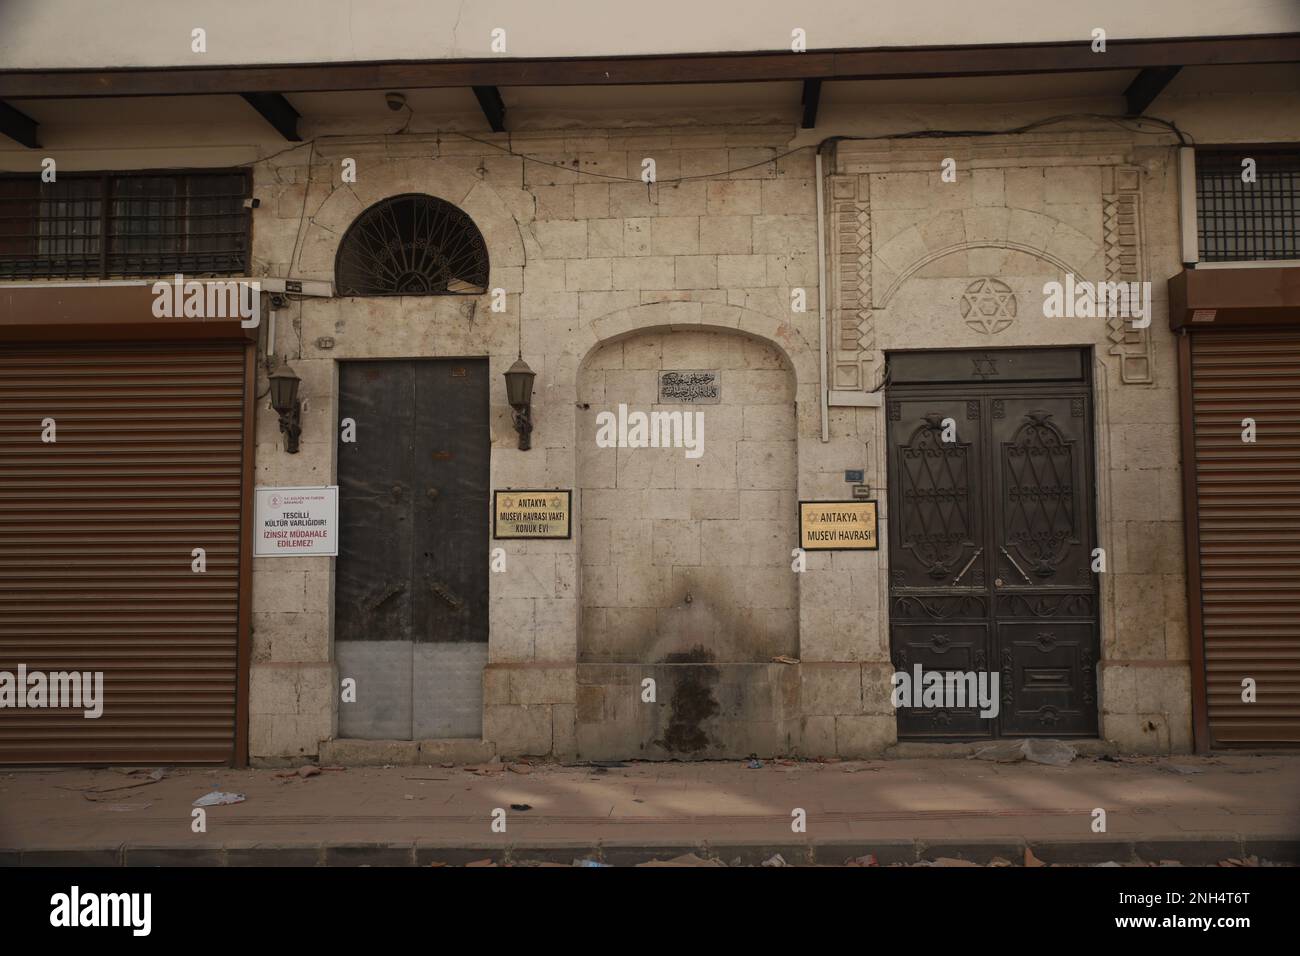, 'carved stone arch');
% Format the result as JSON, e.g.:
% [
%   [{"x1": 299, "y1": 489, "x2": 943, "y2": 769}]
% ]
[
  {"x1": 579, "y1": 301, "x2": 816, "y2": 387},
  {"x1": 295, "y1": 161, "x2": 528, "y2": 284},
  {"x1": 873, "y1": 206, "x2": 1103, "y2": 310},
  {"x1": 878, "y1": 241, "x2": 1088, "y2": 310}
]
